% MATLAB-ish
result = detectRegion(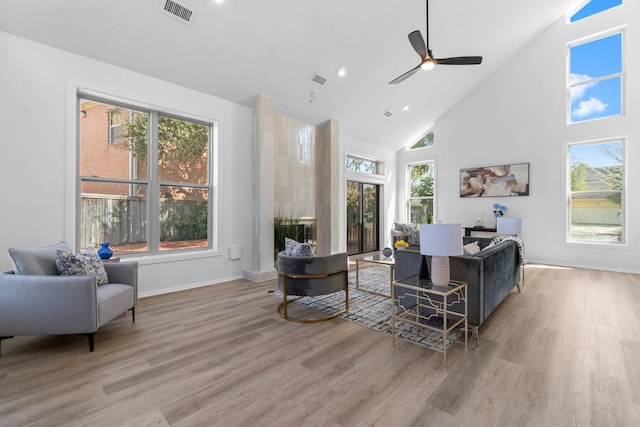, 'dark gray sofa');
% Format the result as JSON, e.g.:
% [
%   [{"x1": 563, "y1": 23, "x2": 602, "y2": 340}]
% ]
[{"x1": 394, "y1": 237, "x2": 521, "y2": 331}]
